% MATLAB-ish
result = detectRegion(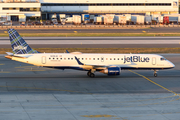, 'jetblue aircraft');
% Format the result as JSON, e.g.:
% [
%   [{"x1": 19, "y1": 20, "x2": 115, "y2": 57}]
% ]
[{"x1": 5, "y1": 29, "x2": 175, "y2": 77}]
